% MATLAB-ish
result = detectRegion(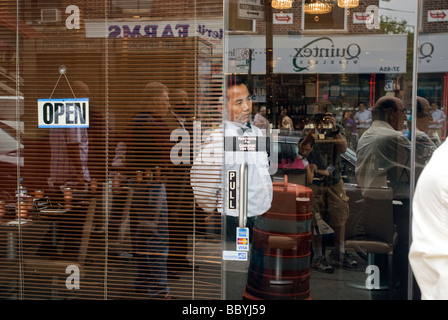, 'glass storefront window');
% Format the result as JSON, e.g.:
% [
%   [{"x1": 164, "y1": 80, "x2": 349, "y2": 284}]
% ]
[{"x1": 0, "y1": 0, "x2": 446, "y2": 302}]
